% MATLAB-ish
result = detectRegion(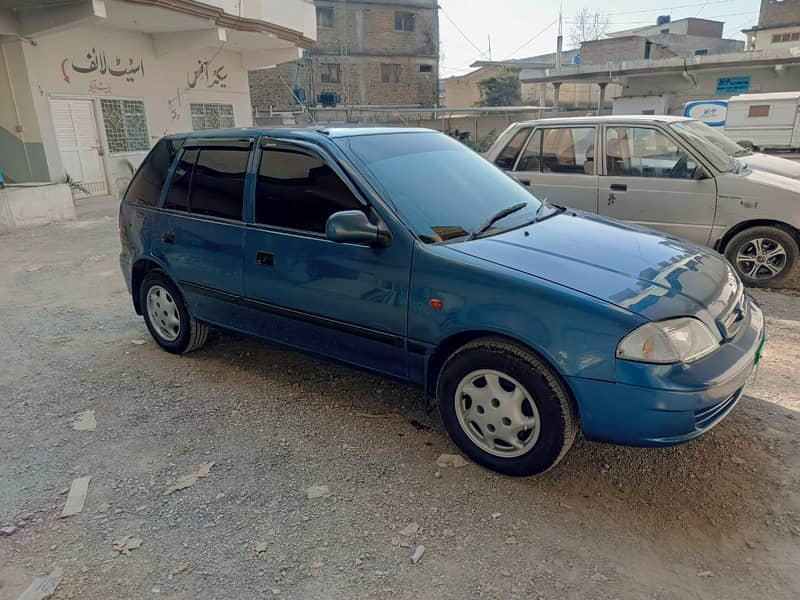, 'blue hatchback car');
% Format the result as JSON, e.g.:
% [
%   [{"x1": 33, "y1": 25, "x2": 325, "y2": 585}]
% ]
[{"x1": 119, "y1": 127, "x2": 765, "y2": 476}]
